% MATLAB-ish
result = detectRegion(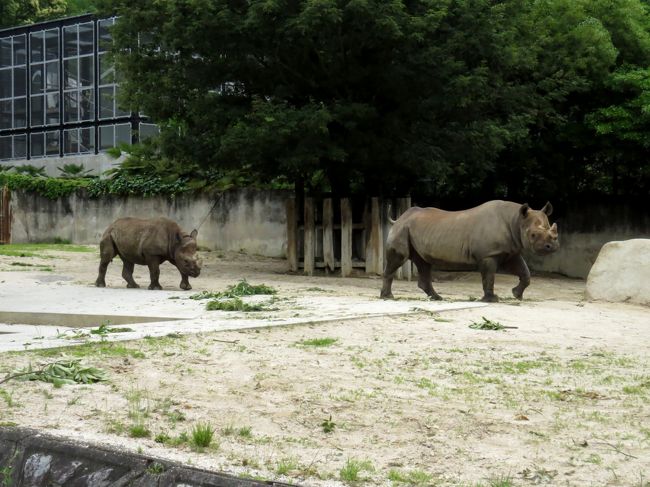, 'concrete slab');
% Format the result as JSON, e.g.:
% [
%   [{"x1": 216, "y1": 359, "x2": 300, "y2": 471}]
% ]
[{"x1": 0, "y1": 274, "x2": 487, "y2": 352}]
